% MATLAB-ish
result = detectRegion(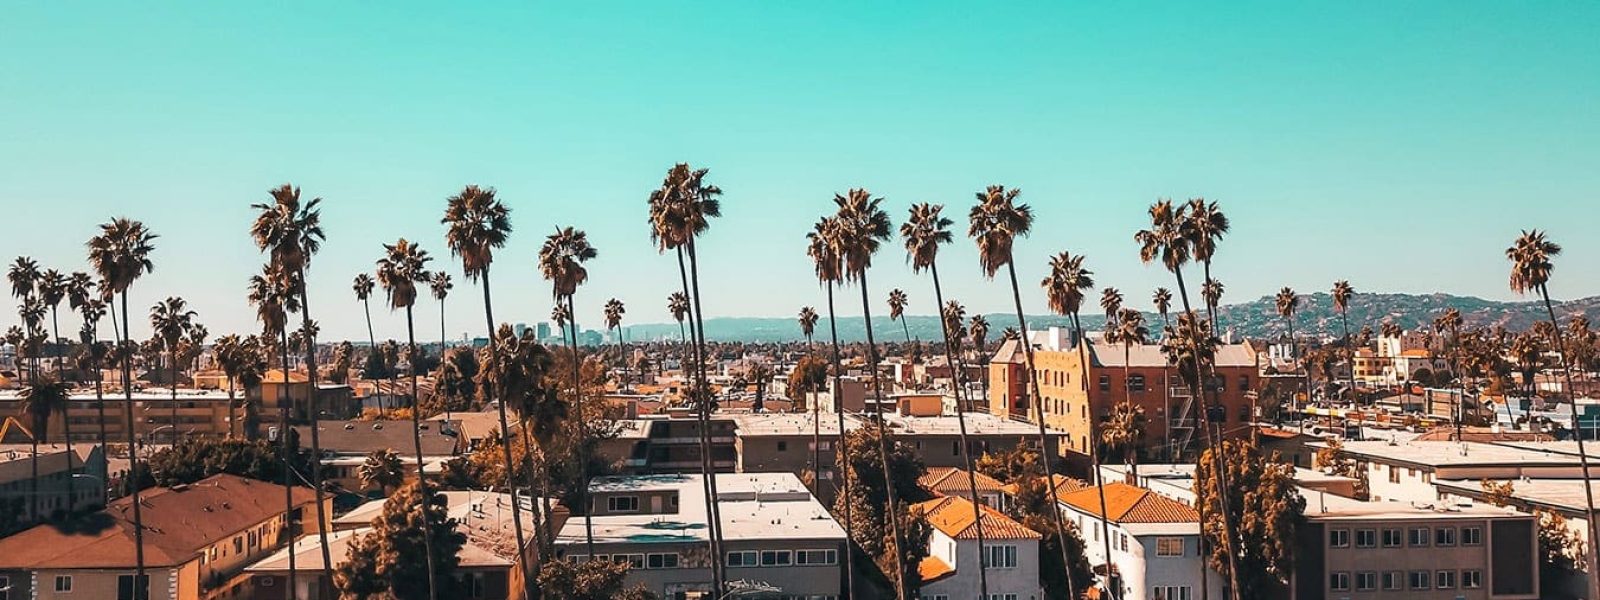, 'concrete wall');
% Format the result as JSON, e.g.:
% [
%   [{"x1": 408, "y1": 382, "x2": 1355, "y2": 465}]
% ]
[{"x1": 920, "y1": 529, "x2": 1042, "y2": 600}]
